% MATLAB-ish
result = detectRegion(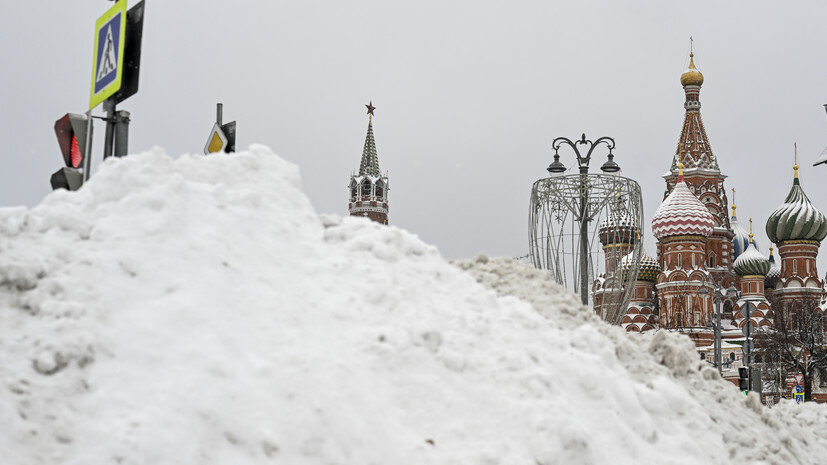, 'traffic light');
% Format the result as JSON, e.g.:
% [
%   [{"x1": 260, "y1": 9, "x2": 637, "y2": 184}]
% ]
[
  {"x1": 51, "y1": 113, "x2": 92, "y2": 191},
  {"x1": 738, "y1": 366, "x2": 749, "y2": 391}
]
